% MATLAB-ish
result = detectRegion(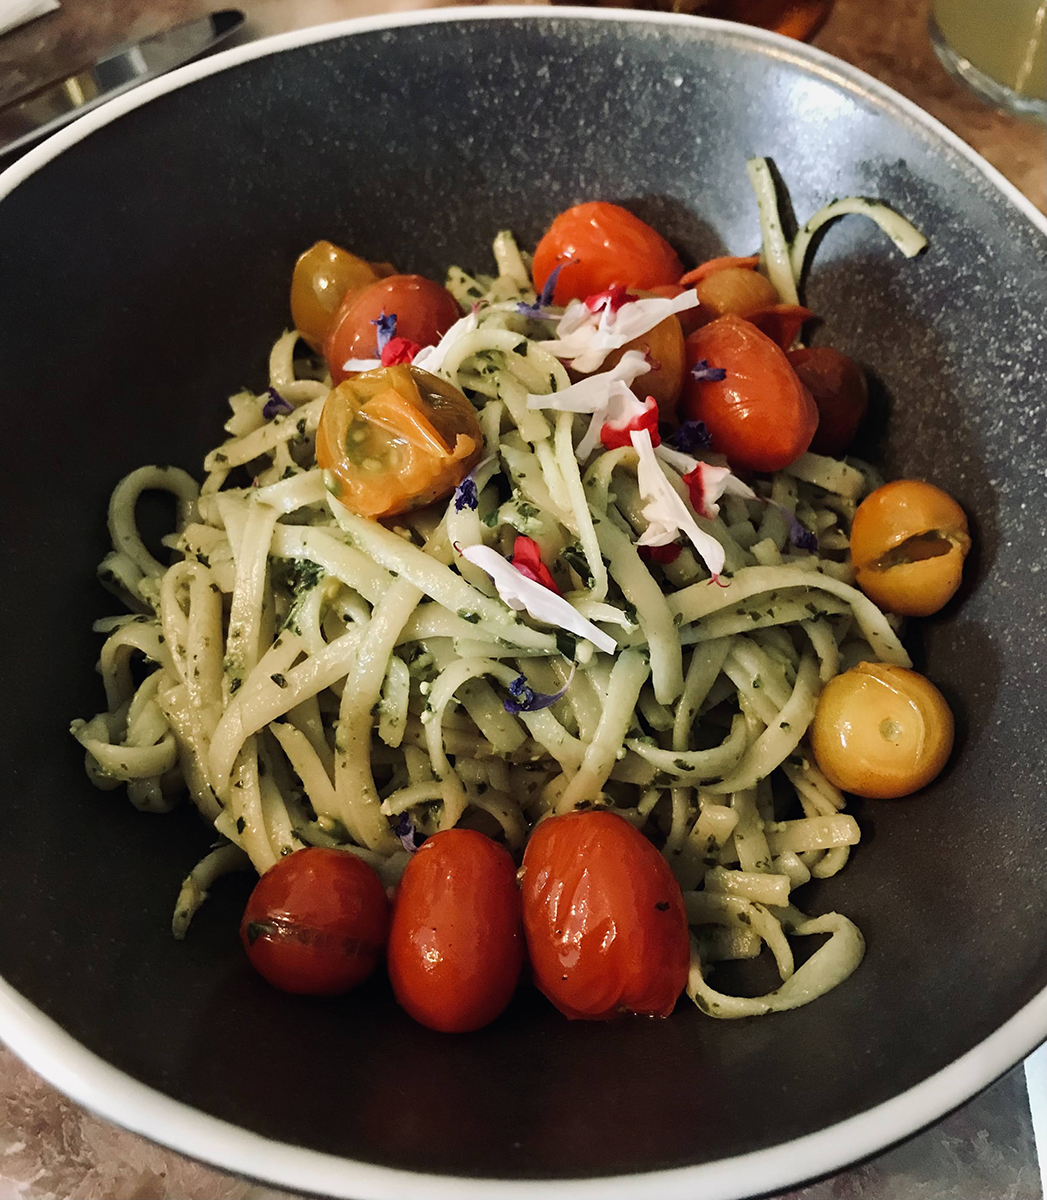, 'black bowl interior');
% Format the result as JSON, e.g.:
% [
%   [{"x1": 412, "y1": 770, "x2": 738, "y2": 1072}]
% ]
[{"x1": 2, "y1": 12, "x2": 1047, "y2": 1186}]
